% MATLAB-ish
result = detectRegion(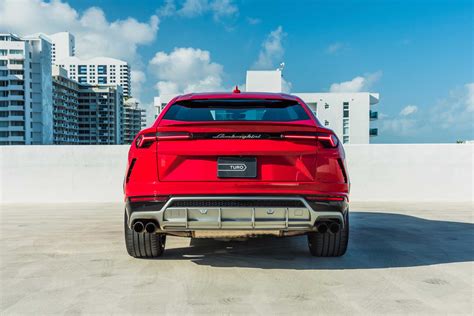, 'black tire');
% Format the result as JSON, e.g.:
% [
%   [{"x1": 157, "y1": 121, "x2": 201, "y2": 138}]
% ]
[
  {"x1": 124, "y1": 212, "x2": 166, "y2": 258},
  {"x1": 307, "y1": 211, "x2": 349, "y2": 257}
]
